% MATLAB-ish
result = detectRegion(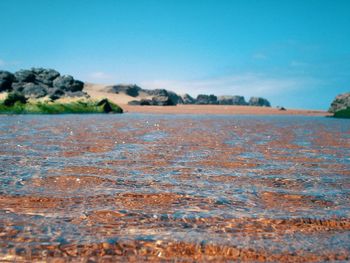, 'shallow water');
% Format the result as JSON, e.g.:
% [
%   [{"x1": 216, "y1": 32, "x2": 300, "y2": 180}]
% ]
[{"x1": 0, "y1": 114, "x2": 349, "y2": 261}]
